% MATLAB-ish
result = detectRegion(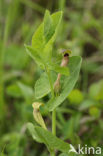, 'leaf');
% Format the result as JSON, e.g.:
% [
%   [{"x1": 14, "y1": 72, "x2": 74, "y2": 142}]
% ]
[
  {"x1": 79, "y1": 99, "x2": 97, "y2": 111},
  {"x1": 31, "y1": 11, "x2": 63, "y2": 62},
  {"x1": 27, "y1": 123, "x2": 42, "y2": 143},
  {"x1": 35, "y1": 126, "x2": 70, "y2": 153},
  {"x1": 32, "y1": 24, "x2": 44, "y2": 52},
  {"x1": 35, "y1": 72, "x2": 56, "y2": 99},
  {"x1": 35, "y1": 73, "x2": 50, "y2": 99},
  {"x1": 27, "y1": 123, "x2": 70, "y2": 153},
  {"x1": 25, "y1": 45, "x2": 44, "y2": 68},
  {"x1": 6, "y1": 84, "x2": 22, "y2": 98},
  {"x1": 32, "y1": 11, "x2": 63, "y2": 47},
  {"x1": 51, "y1": 11, "x2": 63, "y2": 37},
  {"x1": 46, "y1": 56, "x2": 82, "y2": 111},
  {"x1": 1, "y1": 132, "x2": 24, "y2": 156},
  {"x1": 17, "y1": 82, "x2": 33, "y2": 102},
  {"x1": 48, "y1": 63, "x2": 70, "y2": 76},
  {"x1": 43, "y1": 11, "x2": 63, "y2": 61},
  {"x1": 62, "y1": 114, "x2": 81, "y2": 141},
  {"x1": 44, "y1": 10, "x2": 54, "y2": 43},
  {"x1": 4, "y1": 44, "x2": 28, "y2": 69},
  {"x1": 6, "y1": 82, "x2": 33, "y2": 100},
  {"x1": 63, "y1": 117, "x2": 75, "y2": 140}
]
